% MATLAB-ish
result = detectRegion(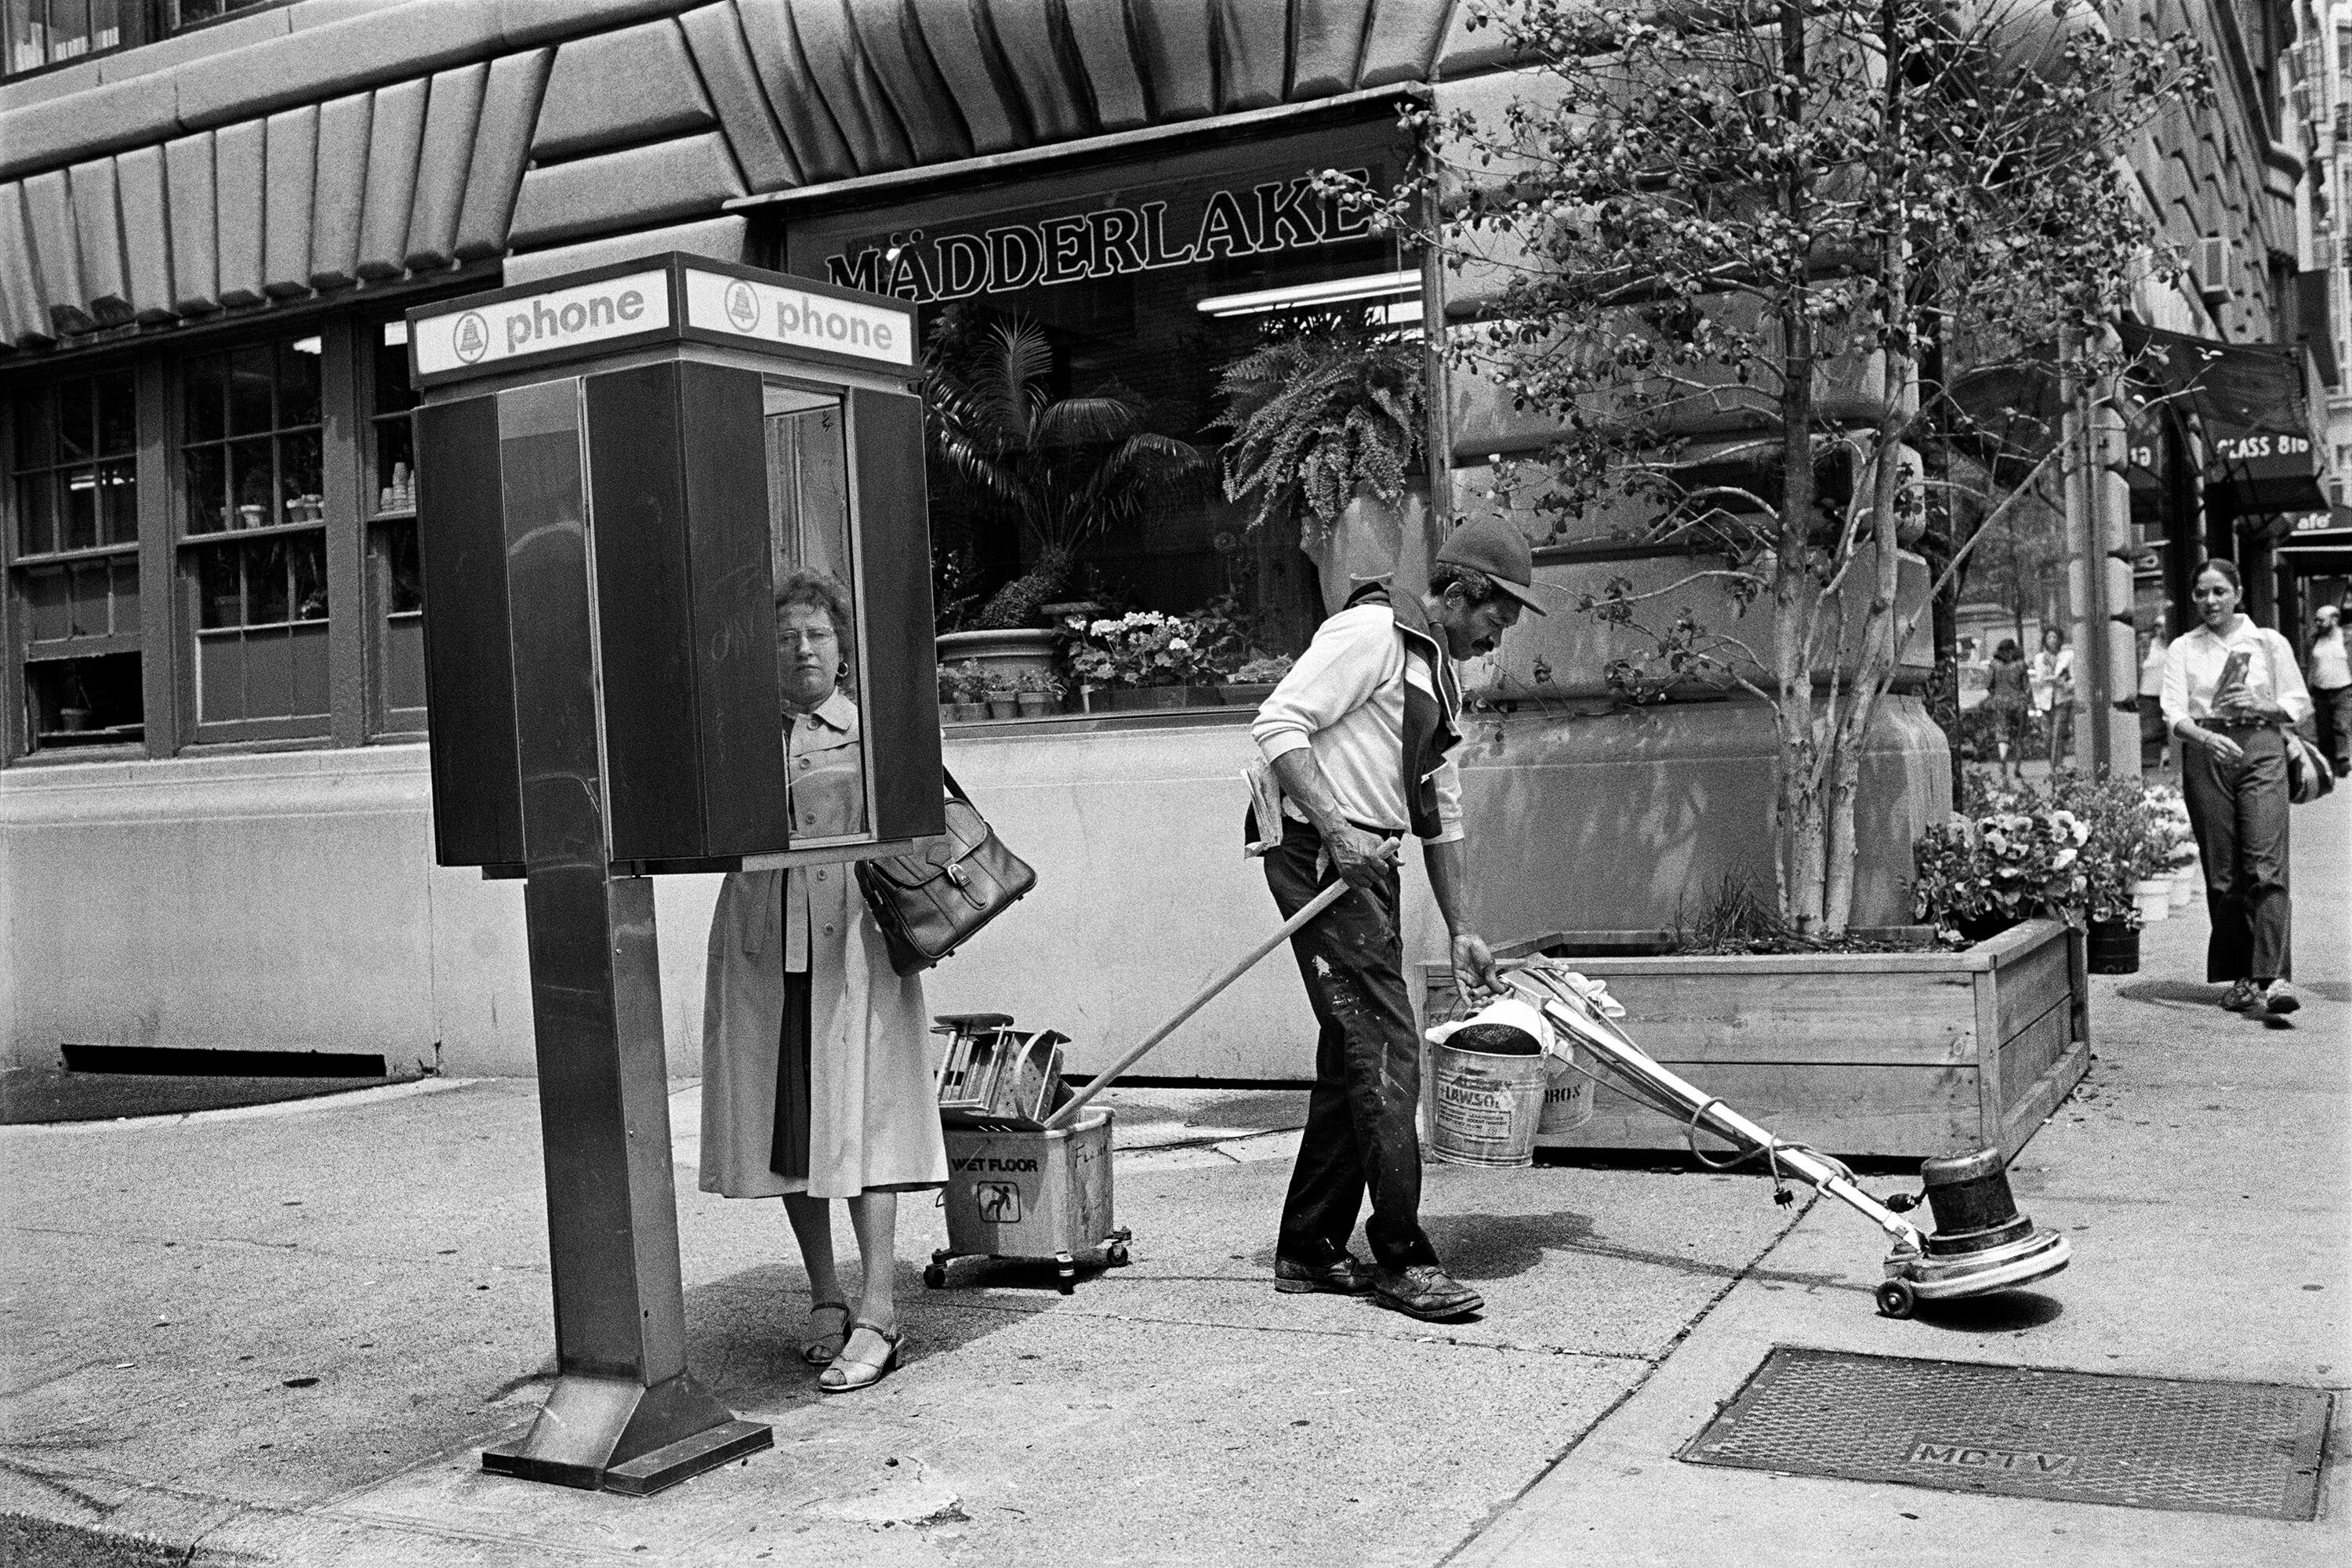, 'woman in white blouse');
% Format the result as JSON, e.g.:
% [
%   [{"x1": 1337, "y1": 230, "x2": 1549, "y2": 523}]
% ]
[{"x1": 2159, "y1": 560, "x2": 2314, "y2": 1015}]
